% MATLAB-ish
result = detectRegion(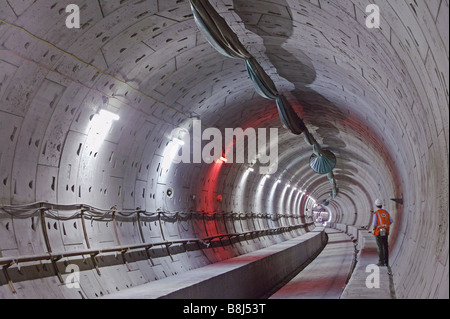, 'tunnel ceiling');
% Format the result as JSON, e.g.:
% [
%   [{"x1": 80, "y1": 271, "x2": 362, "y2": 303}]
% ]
[
  {"x1": 0, "y1": 0, "x2": 448, "y2": 214},
  {"x1": 0, "y1": 0, "x2": 448, "y2": 299}
]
